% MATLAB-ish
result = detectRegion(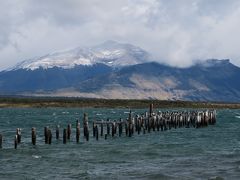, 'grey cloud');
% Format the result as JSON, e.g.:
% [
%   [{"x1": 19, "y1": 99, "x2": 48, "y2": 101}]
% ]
[{"x1": 0, "y1": 0, "x2": 240, "y2": 70}]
